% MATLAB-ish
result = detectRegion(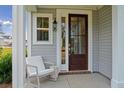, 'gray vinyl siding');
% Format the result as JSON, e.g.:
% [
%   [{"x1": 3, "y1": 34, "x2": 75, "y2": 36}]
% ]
[
  {"x1": 92, "y1": 11, "x2": 99, "y2": 72},
  {"x1": 92, "y1": 6, "x2": 112, "y2": 78},
  {"x1": 31, "y1": 8, "x2": 57, "y2": 64},
  {"x1": 98, "y1": 6, "x2": 112, "y2": 78}
]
